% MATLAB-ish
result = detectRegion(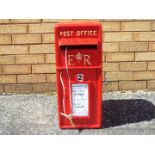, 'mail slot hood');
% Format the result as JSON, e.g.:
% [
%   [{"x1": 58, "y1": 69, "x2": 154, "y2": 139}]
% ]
[{"x1": 59, "y1": 38, "x2": 98, "y2": 46}]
